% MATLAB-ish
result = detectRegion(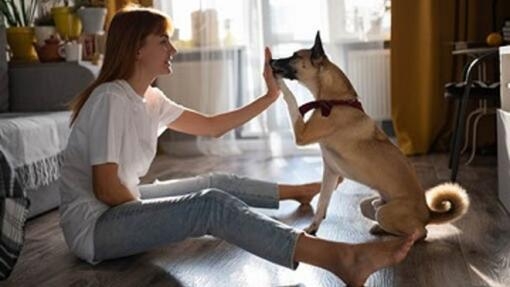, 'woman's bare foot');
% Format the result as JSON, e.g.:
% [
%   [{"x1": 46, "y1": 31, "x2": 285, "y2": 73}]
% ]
[{"x1": 330, "y1": 232, "x2": 419, "y2": 286}]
